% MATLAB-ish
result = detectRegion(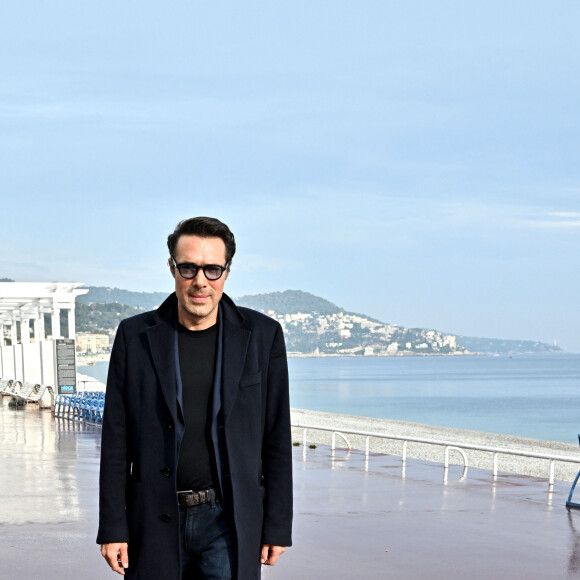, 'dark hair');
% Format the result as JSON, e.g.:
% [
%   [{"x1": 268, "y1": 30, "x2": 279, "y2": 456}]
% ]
[{"x1": 167, "y1": 217, "x2": 236, "y2": 267}]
